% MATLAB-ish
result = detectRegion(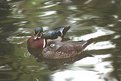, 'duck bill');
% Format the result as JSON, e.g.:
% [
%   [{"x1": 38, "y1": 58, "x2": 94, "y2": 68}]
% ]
[{"x1": 34, "y1": 32, "x2": 42, "y2": 40}]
